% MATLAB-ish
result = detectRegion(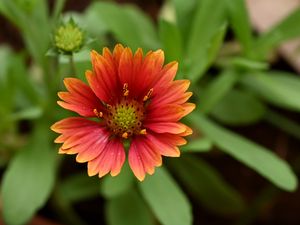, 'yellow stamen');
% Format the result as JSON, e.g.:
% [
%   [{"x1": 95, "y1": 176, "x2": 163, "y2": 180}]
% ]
[
  {"x1": 106, "y1": 104, "x2": 112, "y2": 110},
  {"x1": 123, "y1": 83, "x2": 129, "y2": 96},
  {"x1": 143, "y1": 88, "x2": 153, "y2": 102},
  {"x1": 122, "y1": 132, "x2": 128, "y2": 139},
  {"x1": 140, "y1": 129, "x2": 147, "y2": 135},
  {"x1": 93, "y1": 109, "x2": 103, "y2": 118}
]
